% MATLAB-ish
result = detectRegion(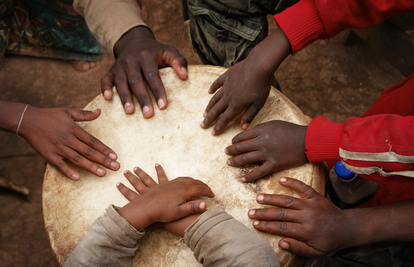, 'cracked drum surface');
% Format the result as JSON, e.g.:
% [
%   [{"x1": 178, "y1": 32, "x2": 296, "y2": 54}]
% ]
[{"x1": 43, "y1": 65, "x2": 325, "y2": 267}]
